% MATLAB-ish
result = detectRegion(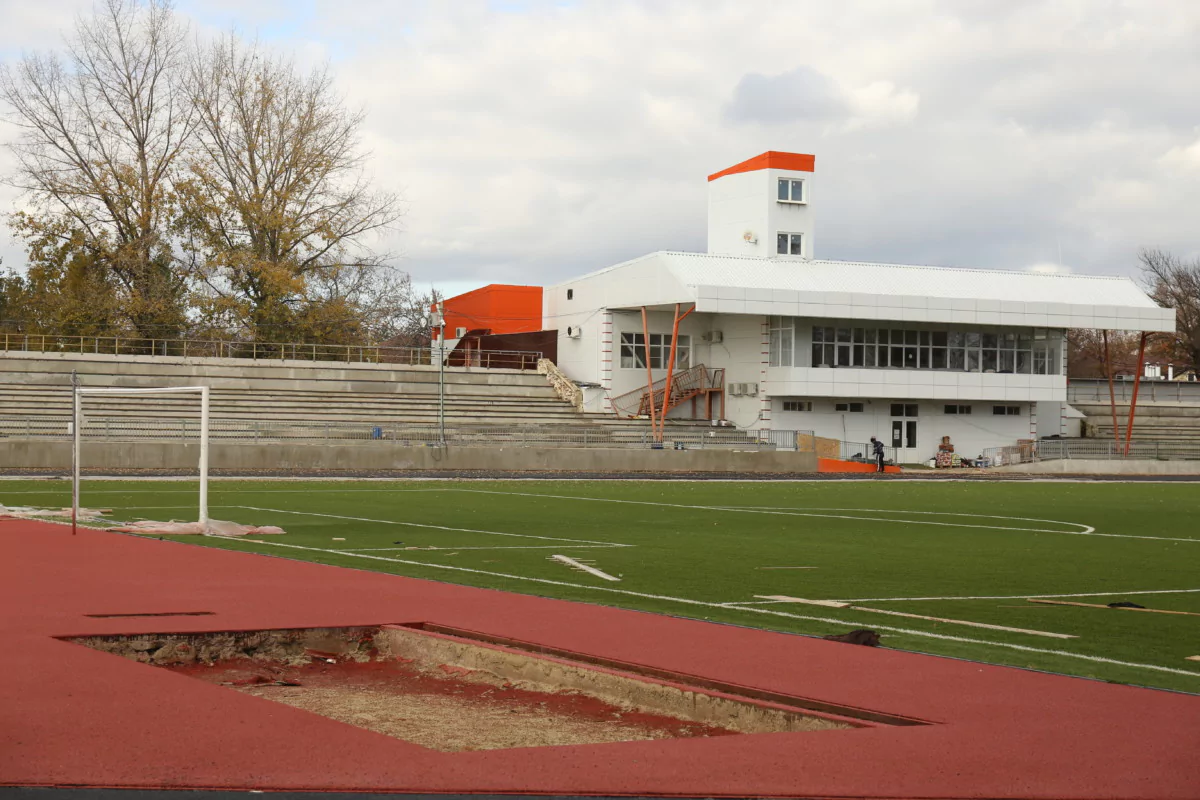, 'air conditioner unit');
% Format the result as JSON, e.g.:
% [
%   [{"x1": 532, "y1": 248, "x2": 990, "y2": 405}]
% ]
[
  {"x1": 454, "y1": 327, "x2": 467, "y2": 338},
  {"x1": 728, "y1": 383, "x2": 744, "y2": 396},
  {"x1": 702, "y1": 331, "x2": 724, "y2": 344},
  {"x1": 744, "y1": 382, "x2": 758, "y2": 396},
  {"x1": 566, "y1": 326, "x2": 582, "y2": 339}
]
